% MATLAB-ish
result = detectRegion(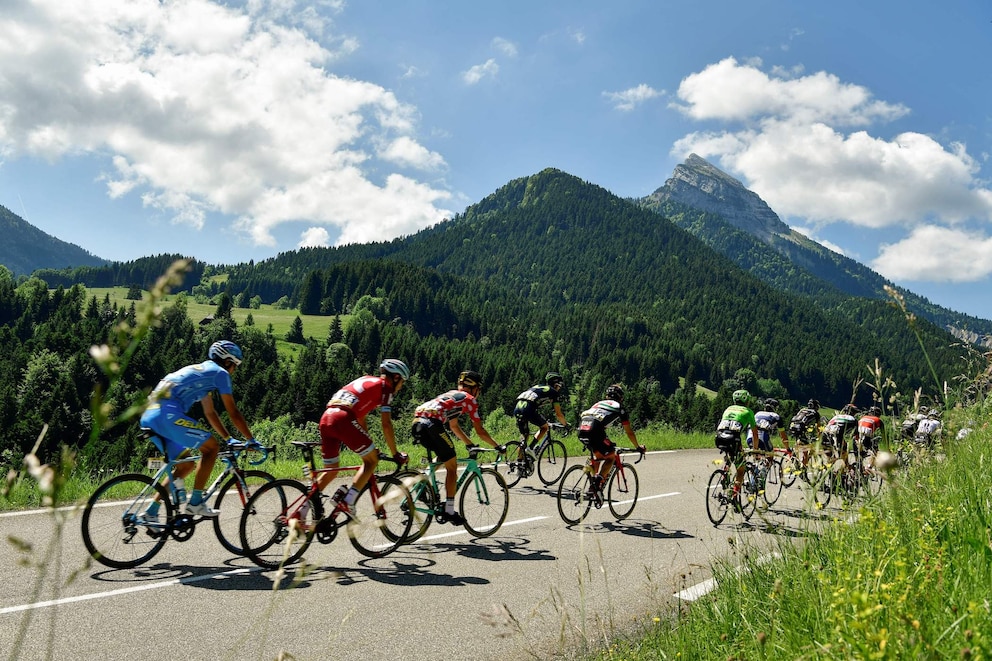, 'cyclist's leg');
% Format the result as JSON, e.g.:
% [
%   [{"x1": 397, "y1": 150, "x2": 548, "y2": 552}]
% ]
[{"x1": 419, "y1": 422, "x2": 458, "y2": 515}]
